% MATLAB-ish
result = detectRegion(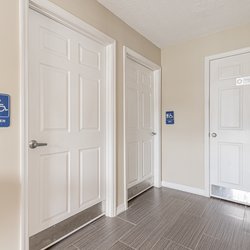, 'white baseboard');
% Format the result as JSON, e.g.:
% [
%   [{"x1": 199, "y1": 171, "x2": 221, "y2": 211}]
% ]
[
  {"x1": 116, "y1": 203, "x2": 126, "y2": 215},
  {"x1": 162, "y1": 181, "x2": 208, "y2": 197}
]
